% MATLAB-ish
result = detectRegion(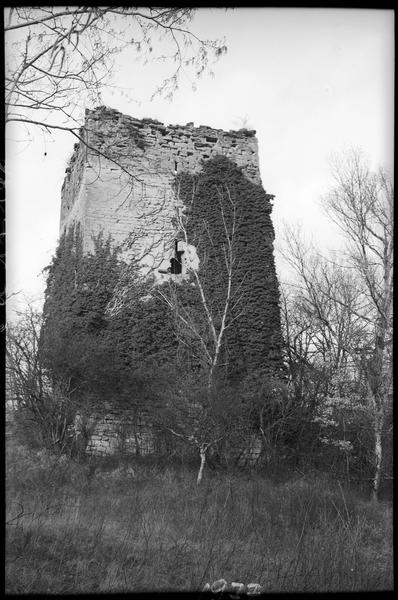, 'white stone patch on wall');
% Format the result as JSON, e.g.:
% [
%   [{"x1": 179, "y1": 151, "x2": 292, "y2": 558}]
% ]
[{"x1": 178, "y1": 241, "x2": 200, "y2": 273}]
